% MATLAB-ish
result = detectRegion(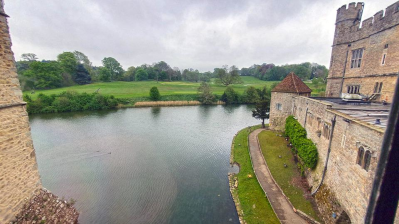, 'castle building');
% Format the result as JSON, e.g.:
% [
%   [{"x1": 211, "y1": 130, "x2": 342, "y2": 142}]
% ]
[
  {"x1": 326, "y1": 2, "x2": 399, "y2": 103},
  {"x1": 270, "y1": 1, "x2": 399, "y2": 223}
]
